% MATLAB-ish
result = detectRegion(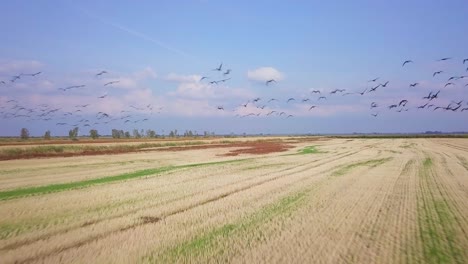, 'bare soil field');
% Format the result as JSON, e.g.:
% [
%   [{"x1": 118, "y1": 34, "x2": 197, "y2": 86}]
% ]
[{"x1": 0, "y1": 137, "x2": 467, "y2": 263}]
